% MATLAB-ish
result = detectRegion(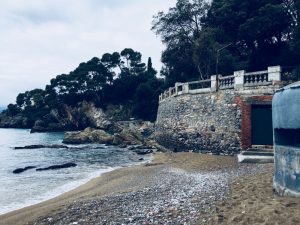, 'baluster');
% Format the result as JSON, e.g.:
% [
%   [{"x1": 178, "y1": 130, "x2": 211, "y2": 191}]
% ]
[
  {"x1": 262, "y1": 74, "x2": 265, "y2": 82},
  {"x1": 262, "y1": 74, "x2": 266, "y2": 82},
  {"x1": 258, "y1": 74, "x2": 262, "y2": 83}
]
